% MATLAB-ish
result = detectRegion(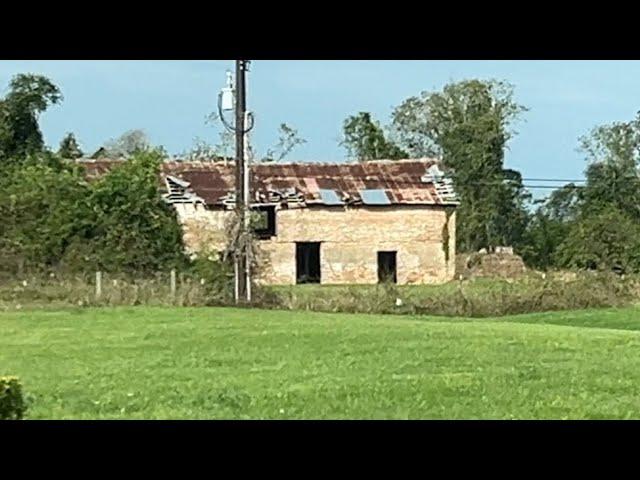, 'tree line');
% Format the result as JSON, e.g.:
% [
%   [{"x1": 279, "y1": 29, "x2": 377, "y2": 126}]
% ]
[
  {"x1": 339, "y1": 80, "x2": 640, "y2": 273},
  {"x1": 1, "y1": 72, "x2": 637, "y2": 276},
  {"x1": 0, "y1": 74, "x2": 187, "y2": 275}
]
